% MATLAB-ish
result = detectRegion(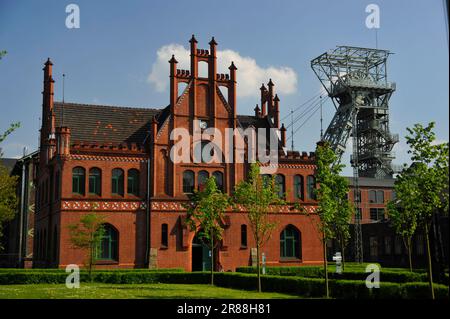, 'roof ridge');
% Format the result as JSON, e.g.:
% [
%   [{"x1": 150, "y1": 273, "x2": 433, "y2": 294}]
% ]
[{"x1": 54, "y1": 101, "x2": 162, "y2": 112}]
